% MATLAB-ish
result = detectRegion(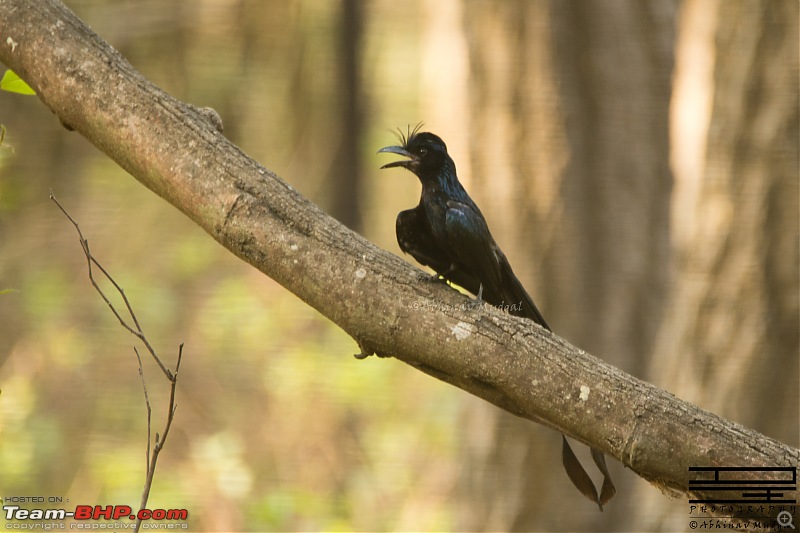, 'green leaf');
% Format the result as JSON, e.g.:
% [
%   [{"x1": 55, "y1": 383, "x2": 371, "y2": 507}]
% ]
[
  {"x1": 0, "y1": 288, "x2": 18, "y2": 295},
  {"x1": 0, "y1": 70, "x2": 35, "y2": 95}
]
